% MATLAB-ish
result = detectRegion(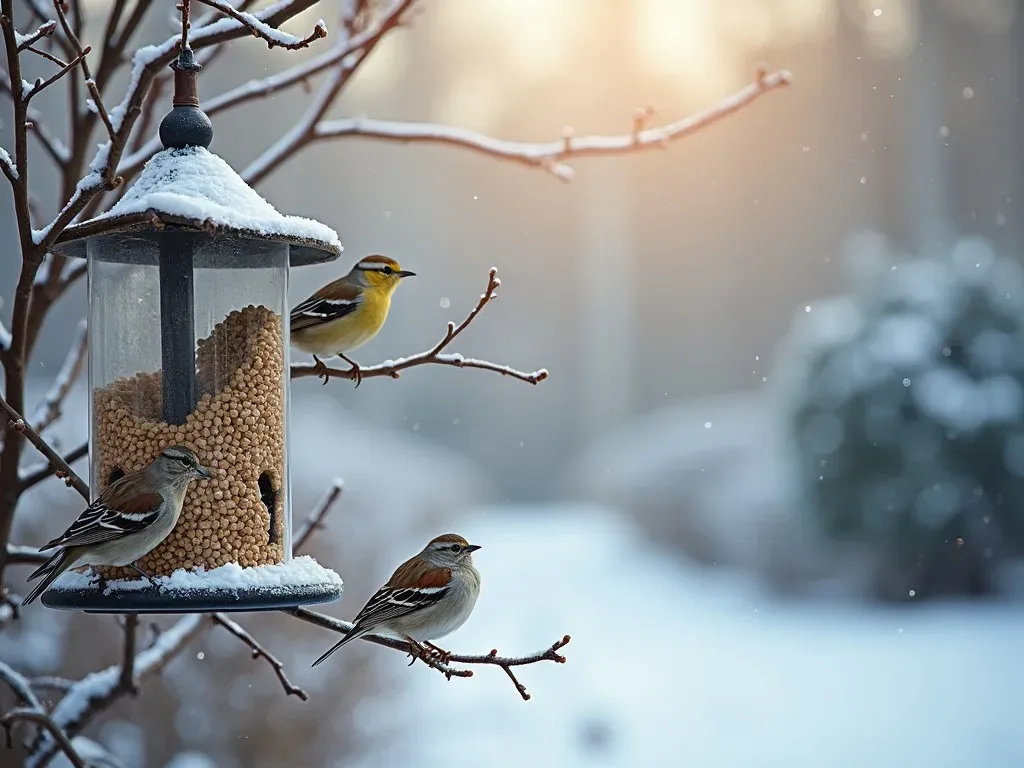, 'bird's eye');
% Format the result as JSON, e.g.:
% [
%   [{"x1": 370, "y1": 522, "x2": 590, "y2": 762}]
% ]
[
  {"x1": 450, "y1": 544, "x2": 462, "y2": 553},
  {"x1": 382, "y1": 266, "x2": 394, "y2": 275},
  {"x1": 177, "y1": 456, "x2": 191, "y2": 466}
]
